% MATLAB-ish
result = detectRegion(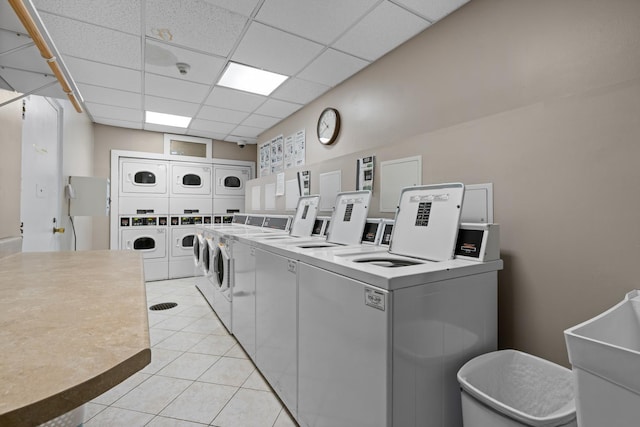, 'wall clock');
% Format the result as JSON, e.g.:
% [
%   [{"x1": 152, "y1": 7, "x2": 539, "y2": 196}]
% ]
[{"x1": 317, "y1": 107, "x2": 341, "y2": 145}]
